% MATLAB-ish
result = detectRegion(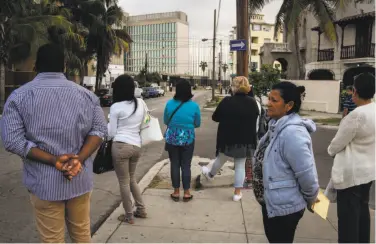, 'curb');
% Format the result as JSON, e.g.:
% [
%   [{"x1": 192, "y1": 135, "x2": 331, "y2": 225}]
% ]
[{"x1": 91, "y1": 159, "x2": 169, "y2": 243}]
